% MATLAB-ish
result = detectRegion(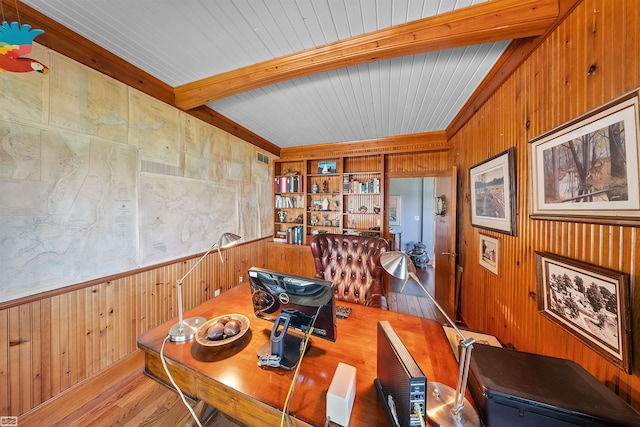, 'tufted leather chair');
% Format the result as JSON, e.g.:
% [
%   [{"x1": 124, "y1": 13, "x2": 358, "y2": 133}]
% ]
[{"x1": 310, "y1": 234, "x2": 389, "y2": 308}]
